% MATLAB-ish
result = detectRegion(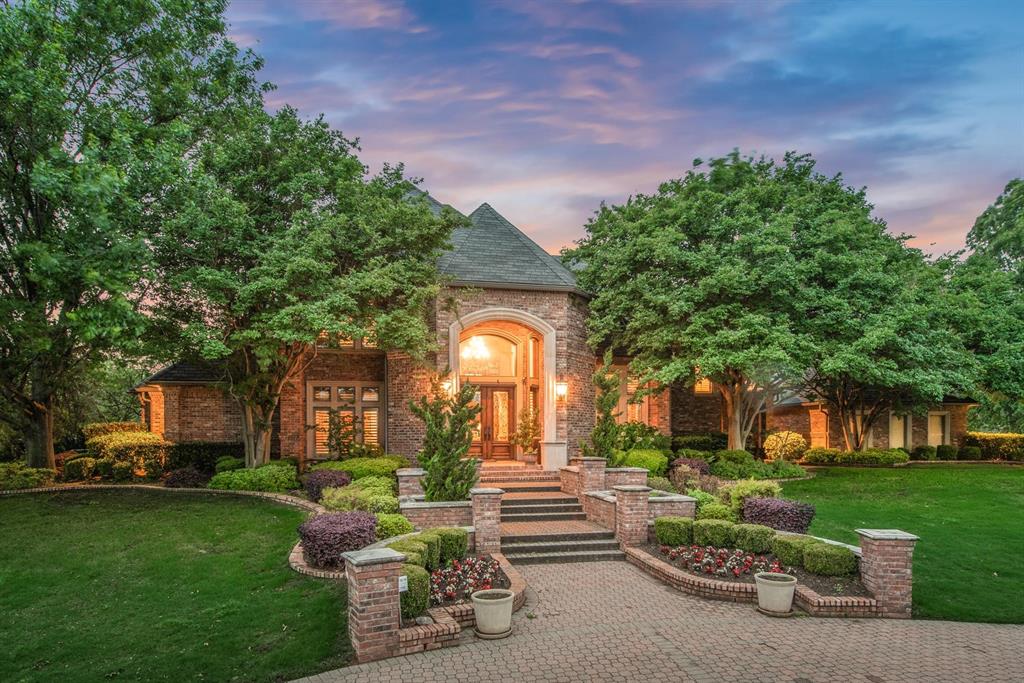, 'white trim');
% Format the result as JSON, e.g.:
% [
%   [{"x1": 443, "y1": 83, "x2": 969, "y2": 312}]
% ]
[
  {"x1": 927, "y1": 411, "x2": 951, "y2": 447},
  {"x1": 888, "y1": 411, "x2": 911, "y2": 450}
]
